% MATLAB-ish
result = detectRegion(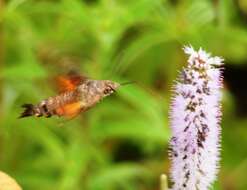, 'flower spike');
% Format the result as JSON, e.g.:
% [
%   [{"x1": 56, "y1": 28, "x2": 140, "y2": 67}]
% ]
[{"x1": 169, "y1": 46, "x2": 224, "y2": 190}]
